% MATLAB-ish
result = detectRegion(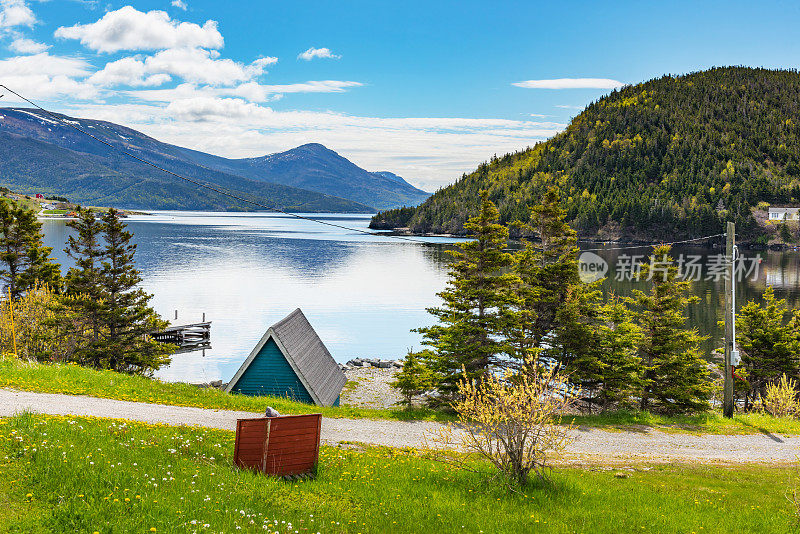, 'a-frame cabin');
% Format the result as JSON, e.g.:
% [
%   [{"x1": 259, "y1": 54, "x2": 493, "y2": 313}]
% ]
[{"x1": 224, "y1": 309, "x2": 346, "y2": 406}]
